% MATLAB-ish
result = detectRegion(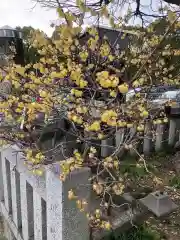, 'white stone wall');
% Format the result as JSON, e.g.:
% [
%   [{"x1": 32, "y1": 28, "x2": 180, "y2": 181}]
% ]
[{"x1": 0, "y1": 145, "x2": 90, "y2": 240}]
